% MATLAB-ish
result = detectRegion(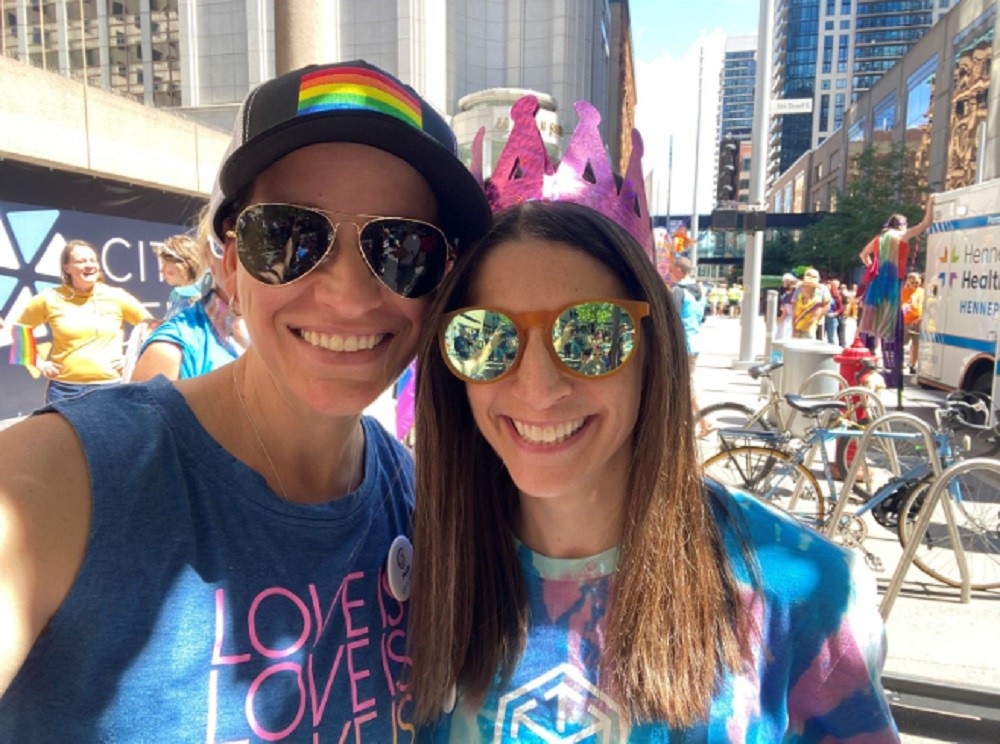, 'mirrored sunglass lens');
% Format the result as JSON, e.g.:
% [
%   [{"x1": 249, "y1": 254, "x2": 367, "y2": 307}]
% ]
[
  {"x1": 443, "y1": 310, "x2": 519, "y2": 381},
  {"x1": 237, "y1": 205, "x2": 333, "y2": 285},
  {"x1": 360, "y1": 219, "x2": 448, "y2": 298},
  {"x1": 553, "y1": 302, "x2": 636, "y2": 376}
]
